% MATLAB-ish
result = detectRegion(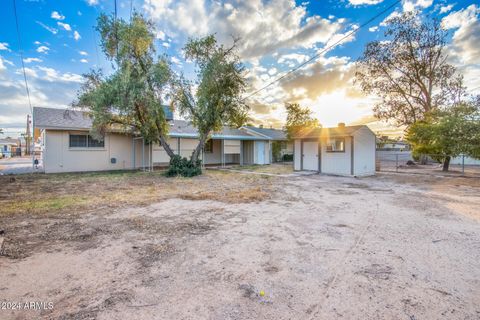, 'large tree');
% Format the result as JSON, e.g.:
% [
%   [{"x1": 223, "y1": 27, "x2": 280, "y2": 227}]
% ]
[
  {"x1": 75, "y1": 13, "x2": 176, "y2": 158},
  {"x1": 355, "y1": 12, "x2": 465, "y2": 126},
  {"x1": 284, "y1": 103, "x2": 320, "y2": 140},
  {"x1": 172, "y1": 35, "x2": 248, "y2": 163},
  {"x1": 406, "y1": 98, "x2": 480, "y2": 171}
]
